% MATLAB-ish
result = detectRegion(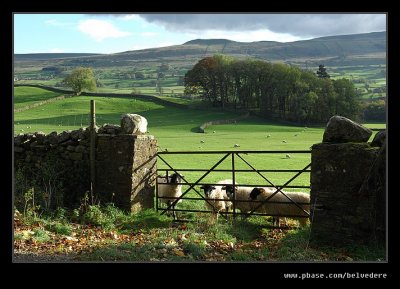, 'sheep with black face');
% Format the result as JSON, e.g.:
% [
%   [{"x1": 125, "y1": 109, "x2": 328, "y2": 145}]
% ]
[
  {"x1": 157, "y1": 173, "x2": 184, "y2": 220},
  {"x1": 249, "y1": 187, "x2": 310, "y2": 227},
  {"x1": 200, "y1": 179, "x2": 236, "y2": 220}
]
